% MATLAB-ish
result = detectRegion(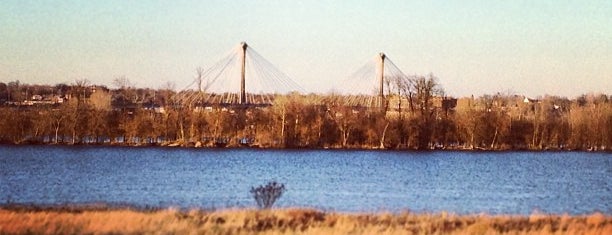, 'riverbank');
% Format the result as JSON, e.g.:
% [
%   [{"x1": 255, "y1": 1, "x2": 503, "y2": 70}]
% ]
[
  {"x1": 1, "y1": 141, "x2": 611, "y2": 152},
  {"x1": 0, "y1": 207, "x2": 610, "y2": 234}
]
